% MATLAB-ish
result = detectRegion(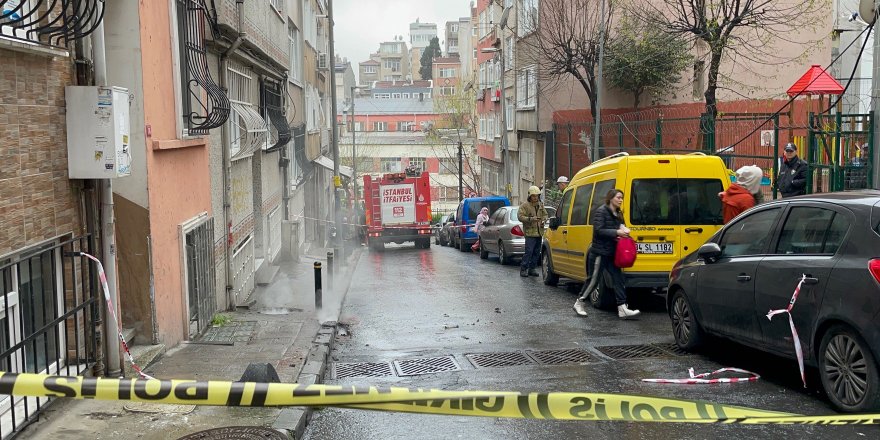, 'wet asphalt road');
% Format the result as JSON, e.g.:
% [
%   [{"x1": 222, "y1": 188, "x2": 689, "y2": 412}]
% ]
[{"x1": 304, "y1": 244, "x2": 876, "y2": 439}]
